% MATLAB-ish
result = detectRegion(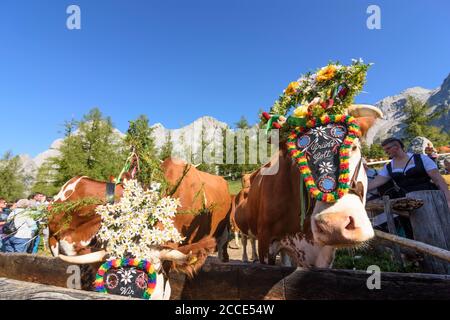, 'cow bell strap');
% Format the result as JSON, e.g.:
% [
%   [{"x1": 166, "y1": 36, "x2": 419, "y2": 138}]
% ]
[
  {"x1": 300, "y1": 177, "x2": 306, "y2": 228},
  {"x1": 348, "y1": 158, "x2": 364, "y2": 201},
  {"x1": 106, "y1": 182, "x2": 116, "y2": 204}
]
